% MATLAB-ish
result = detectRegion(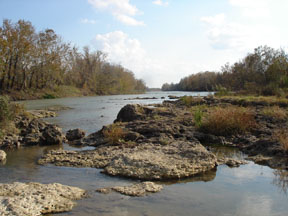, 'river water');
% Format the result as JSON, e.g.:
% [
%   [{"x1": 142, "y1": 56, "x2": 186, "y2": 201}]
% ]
[{"x1": 1, "y1": 91, "x2": 288, "y2": 216}]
